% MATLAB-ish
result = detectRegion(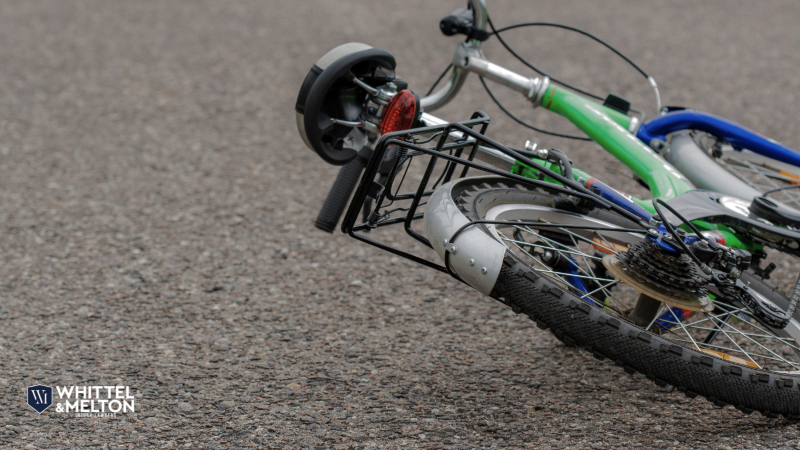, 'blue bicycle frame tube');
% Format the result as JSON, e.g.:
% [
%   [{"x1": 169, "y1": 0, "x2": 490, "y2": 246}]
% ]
[
  {"x1": 637, "y1": 110, "x2": 800, "y2": 168},
  {"x1": 566, "y1": 255, "x2": 589, "y2": 297},
  {"x1": 584, "y1": 178, "x2": 652, "y2": 222}
]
